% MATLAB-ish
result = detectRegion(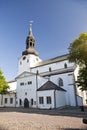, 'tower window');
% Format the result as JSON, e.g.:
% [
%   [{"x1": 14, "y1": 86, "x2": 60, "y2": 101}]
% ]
[
  {"x1": 36, "y1": 58, "x2": 38, "y2": 61},
  {"x1": 23, "y1": 56, "x2": 26, "y2": 60},
  {"x1": 30, "y1": 42, "x2": 32, "y2": 47}
]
